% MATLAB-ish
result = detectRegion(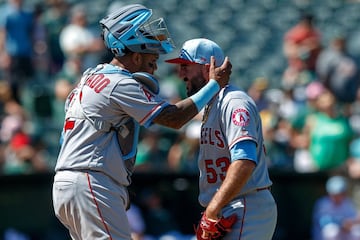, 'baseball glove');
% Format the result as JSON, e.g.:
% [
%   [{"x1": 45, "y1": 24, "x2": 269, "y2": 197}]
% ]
[{"x1": 195, "y1": 212, "x2": 237, "y2": 240}]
